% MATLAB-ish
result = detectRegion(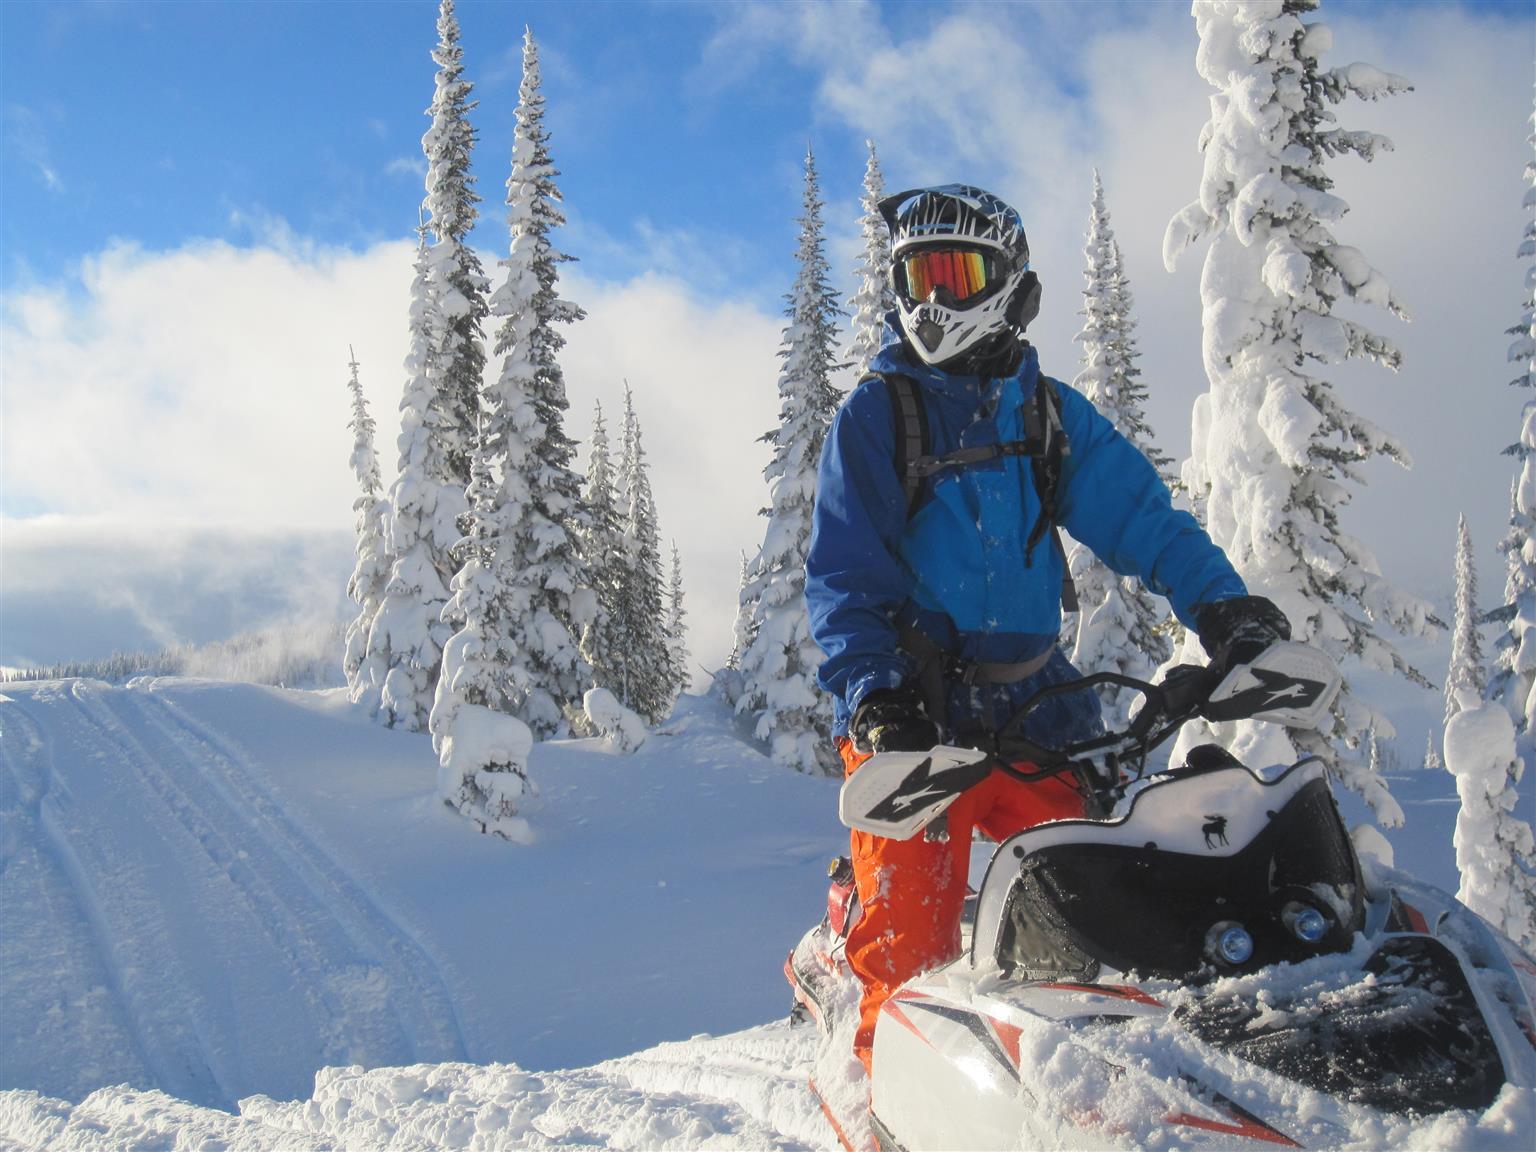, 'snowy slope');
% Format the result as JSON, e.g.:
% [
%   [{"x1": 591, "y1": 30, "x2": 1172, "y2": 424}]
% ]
[
  {"x1": 0, "y1": 679, "x2": 844, "y2": 1111},
  {"x1": 3, "y1": 671, "x2": 1530, "y2": 1151},
  {"x1": 0, "y1": 1024, "x2": 828, "y2": 1150}
]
